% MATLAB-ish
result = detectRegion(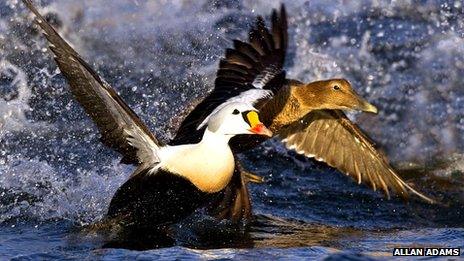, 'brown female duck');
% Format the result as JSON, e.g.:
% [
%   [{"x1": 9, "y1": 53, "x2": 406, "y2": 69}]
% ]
[{"x1": 171, "y1": 5, "x2": 434, "y2": 222}]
